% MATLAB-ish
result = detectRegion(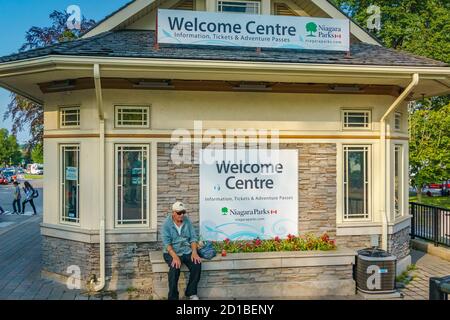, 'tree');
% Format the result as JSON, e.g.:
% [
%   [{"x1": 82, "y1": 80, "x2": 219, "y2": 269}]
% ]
[
  {"x1": 31, "y1": 143, "x2": 44, "y2": 164},
  {"x1": 332, "y1": 0, "x2": 450, "y2": 196},
  {"x1": 409, "y1": 104, "x2": 450, "y2": 200},
  {"x1": 306, "y1": 22, "x2": 318, "y2": 36},
  {"x1": 331, "y1": 0, "x2": 449, "y2": 108},
  {"x1": 332, "y1": 0, "x2": 449, "y2": 60},
  {"x1": 3, "y1": 10, "x2": 96, "y2": 148},
  {"x1": 0, "y1": 129, "x2": 22, "y2": 166}
]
